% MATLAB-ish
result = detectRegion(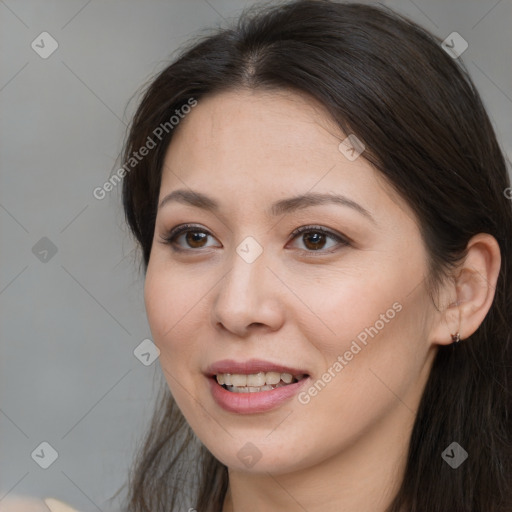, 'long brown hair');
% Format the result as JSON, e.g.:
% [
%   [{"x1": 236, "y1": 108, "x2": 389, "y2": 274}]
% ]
[{"x1": 116, "y1": 1, "x2": 512, "y2": 510}]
